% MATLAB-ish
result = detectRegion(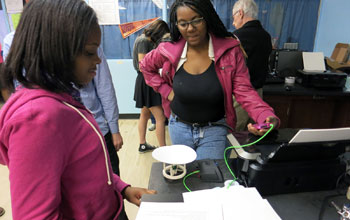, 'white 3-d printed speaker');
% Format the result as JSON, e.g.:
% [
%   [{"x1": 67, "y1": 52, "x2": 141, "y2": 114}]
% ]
[{"x1": 152, "y1": 145, "x2": 197, "y2": 180}]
